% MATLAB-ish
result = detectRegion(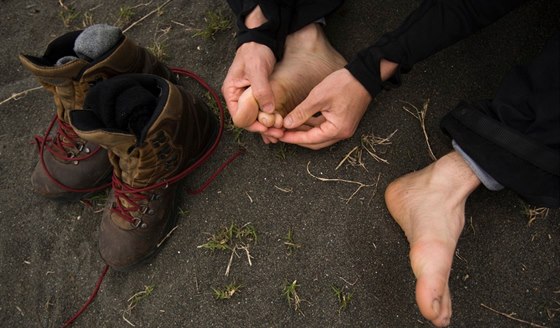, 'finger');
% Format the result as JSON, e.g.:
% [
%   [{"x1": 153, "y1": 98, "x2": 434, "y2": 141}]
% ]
[
  {"x1": 261, "y1": 127, "x2": 285, "y2": 139},
  {"x1": 280, "y1": 121, "x2": 337, "y2": 145},
  {"x1": 250, "y1": 73, "x2": 275, "y2": 113},
  {"x1": 261, "y1": 134, "x2": 278, "y2": 144},
  {"x1": 292, "y1": 139, "x2": 338, "y2": 150},
  {"x1": 245, "y1": 121, "x2": 268, "y2": 133},
  {"x1": 283, "y1": 96, "x2": 320, "y2": 129},
  {"x1": 280, "y1": 130, "x2": 339, "y2": 149}
]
